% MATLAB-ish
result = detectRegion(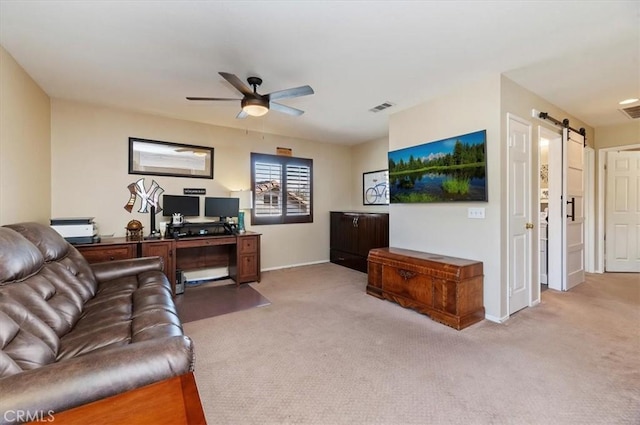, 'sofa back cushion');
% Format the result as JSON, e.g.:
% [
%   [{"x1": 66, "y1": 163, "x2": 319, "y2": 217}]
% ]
[
  {"x1": 0, "y1": 227, "x2": 61, "y2": 377},
  {"x1": 0, "y1": 226, "x2": 44, "y2": 283},
  {"x1": 0, "y1": 223, "x2": 103, "y2": 377},
  {"x1": 4, "y1": 223, "x2": 98, "y2": 303}
]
